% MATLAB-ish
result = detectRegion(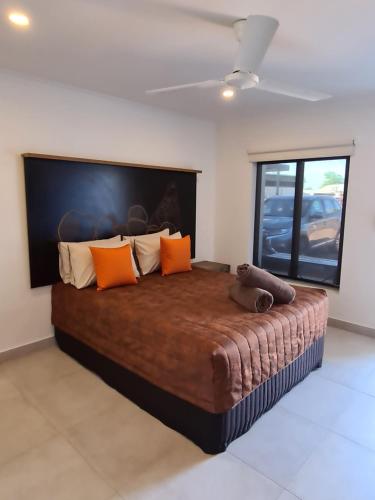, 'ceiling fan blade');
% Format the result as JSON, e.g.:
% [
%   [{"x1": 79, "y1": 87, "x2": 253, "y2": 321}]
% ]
[
  {"x1": 256, "y1": 79, "x2": 331, "y2": 101},
  {"x1": 163, "y1": 6, "x2": 238, "y2": 28},
  {"x1": 146, "y1": 80, "x2": 223, "y2": 95},
  {"x1": 234, "y1": 15, "x2": 279, "y2": 73}
]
